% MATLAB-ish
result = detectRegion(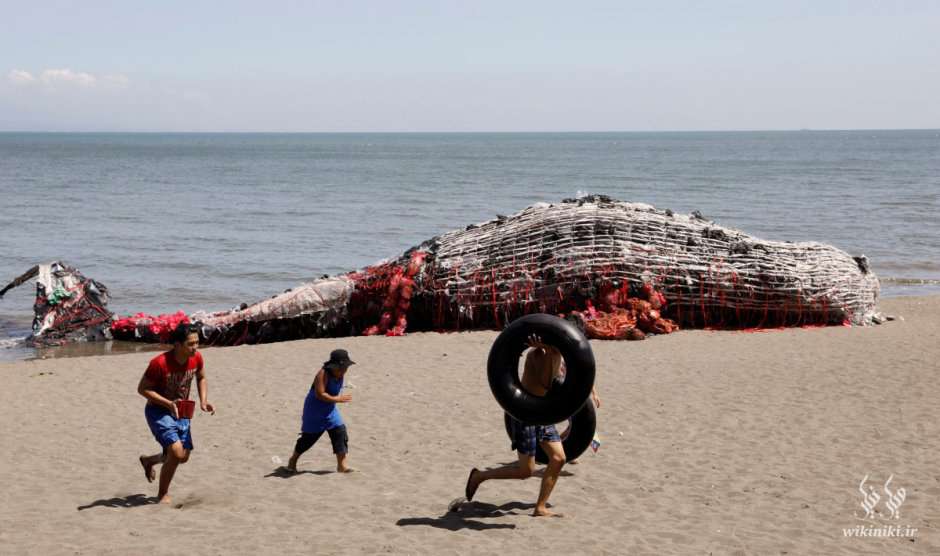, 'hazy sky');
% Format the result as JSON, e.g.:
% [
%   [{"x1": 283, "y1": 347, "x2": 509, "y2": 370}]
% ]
[{"x1": 1, "y1": 1, "x2": 937, "y2": 132}]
